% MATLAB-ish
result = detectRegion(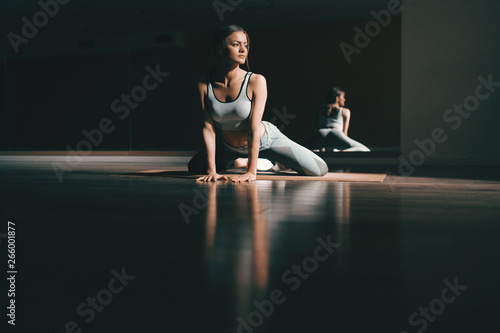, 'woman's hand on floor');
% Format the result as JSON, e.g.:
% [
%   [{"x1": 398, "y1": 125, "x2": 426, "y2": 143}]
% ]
[
  {"x1": 196, "y1": 172, "x2": 228, "y2": 182},
  {"x1": 230, "y1": 172, "x2": 256, "y2": 183}
]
